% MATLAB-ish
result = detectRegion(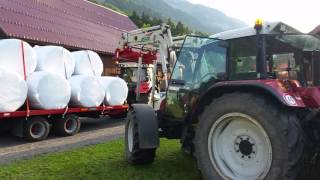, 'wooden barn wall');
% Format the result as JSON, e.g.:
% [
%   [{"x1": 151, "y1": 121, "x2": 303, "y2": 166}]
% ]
[{"x1": 100, "y1": 54, "x2": 119, "y2": 76}]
